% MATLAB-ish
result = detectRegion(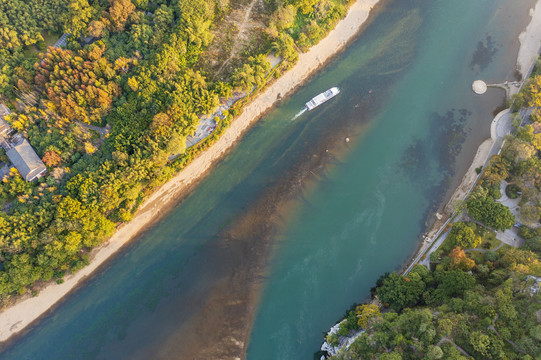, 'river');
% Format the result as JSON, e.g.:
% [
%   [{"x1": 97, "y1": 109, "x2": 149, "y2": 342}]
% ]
[{"x1": 0, "y1": 0, "x2": 536, "y2": 359}]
